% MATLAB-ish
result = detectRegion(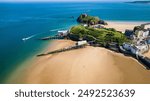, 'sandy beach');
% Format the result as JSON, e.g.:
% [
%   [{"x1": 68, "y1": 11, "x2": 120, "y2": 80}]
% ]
[
  {"x1": 6, "y1": 21, "x2": 150, "y2": 84},
  {"x1": 144, "y1": 50, "x2": 150, "y2": 58},
  {"x1": 7, "y1": 41, "x2": 150, "y2": 84},
  {"x1": 106, "y1": 21, "x2": 146, "y2": 32}
]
